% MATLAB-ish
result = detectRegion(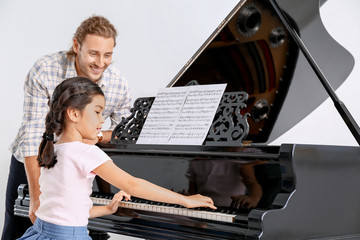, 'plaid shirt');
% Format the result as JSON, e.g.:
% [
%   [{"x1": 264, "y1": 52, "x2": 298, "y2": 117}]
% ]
[{"x1": 10, "y1": 51, "x2": 132, "y2": 162}]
